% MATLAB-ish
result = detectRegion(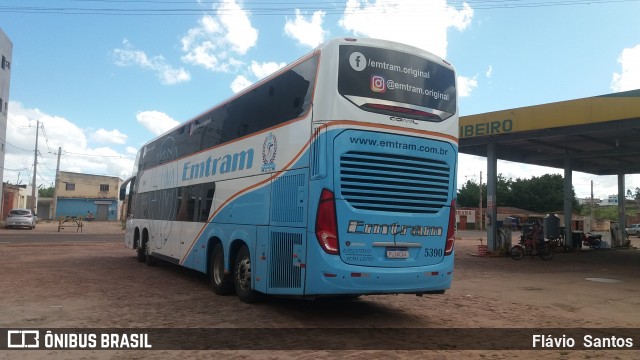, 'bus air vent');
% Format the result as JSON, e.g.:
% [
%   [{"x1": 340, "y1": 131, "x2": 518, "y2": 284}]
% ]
[
  {"x1": 269, "y1": 232, "x2": 303, "y2": 289},
  {"x1": 339, "y1": 151, "x2": 450, "y2": 214}
]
